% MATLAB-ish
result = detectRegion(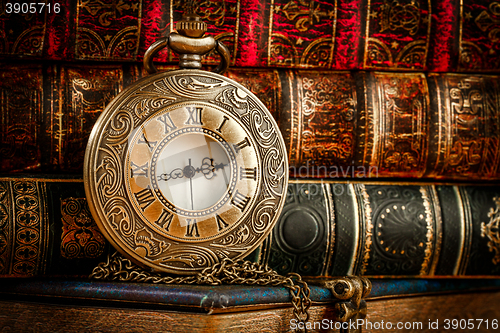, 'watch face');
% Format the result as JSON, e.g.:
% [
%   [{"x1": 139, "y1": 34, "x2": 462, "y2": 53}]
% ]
[
  {"x1": 84, "y1": 70, "x2": 288, "y2": 274},
  {"x1": 126, "y1": 102, "x2": 259, "y2": 241}
]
